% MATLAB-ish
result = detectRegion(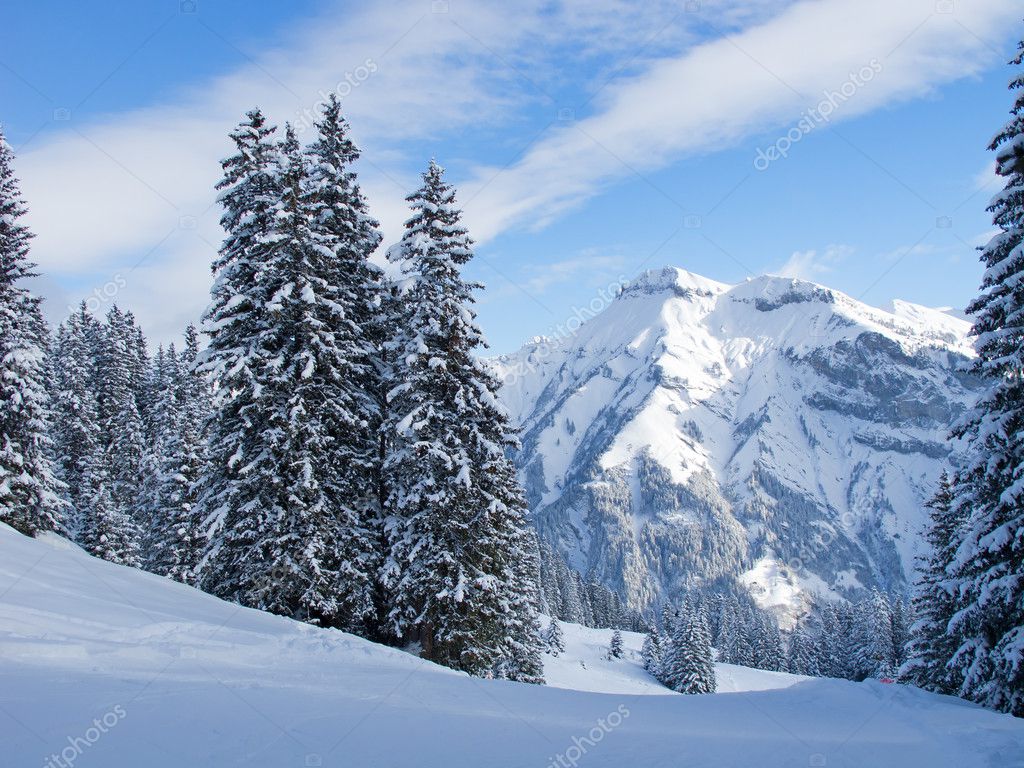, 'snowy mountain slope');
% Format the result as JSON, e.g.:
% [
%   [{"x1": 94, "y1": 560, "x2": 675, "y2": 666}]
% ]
[
  {"x1": 540, "y1": 617, "x2": 809, "y2": 696},
  {"x1": 3, "y1": 525, "x2": 1024, "y2": 768},
  {"x1": 493, "y1": 267, "x2": 982, "y2": 618}
]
